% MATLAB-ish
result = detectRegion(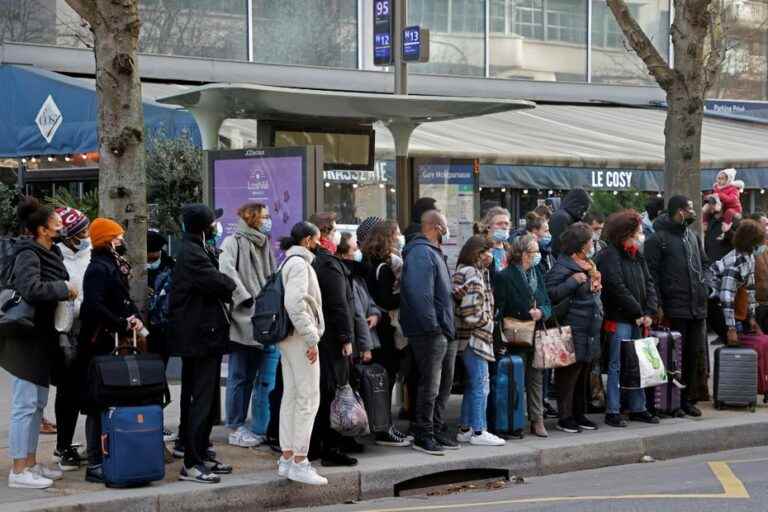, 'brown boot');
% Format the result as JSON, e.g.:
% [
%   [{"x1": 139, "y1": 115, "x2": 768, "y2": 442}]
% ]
[{"x1": 531, "y1": 419, "x2": 549, "y2": 438}]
